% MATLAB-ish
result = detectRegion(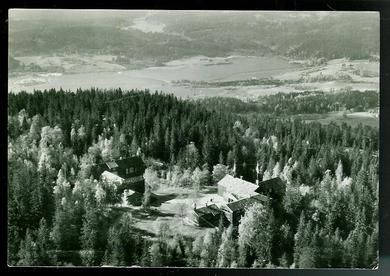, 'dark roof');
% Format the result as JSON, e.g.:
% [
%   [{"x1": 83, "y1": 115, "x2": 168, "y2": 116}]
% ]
[
  {"x1": 194, "y1": 204, "x2": 222, "y2": 216},
  {"x1": 91, "y1": 156, "x2": 145, "y2": 179},
  {"x1": 255, "y1": 177, "x2": 286, "y2": 196},
  {"x1": 115, "y1": 156, "x2": 145, "y2": 169},
  {"x1": 258, "y1": 177, "x2": 285, "y2": 186},
  {"x1": 226, "y1": 196, "x2": 262, "y2": 212}
]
